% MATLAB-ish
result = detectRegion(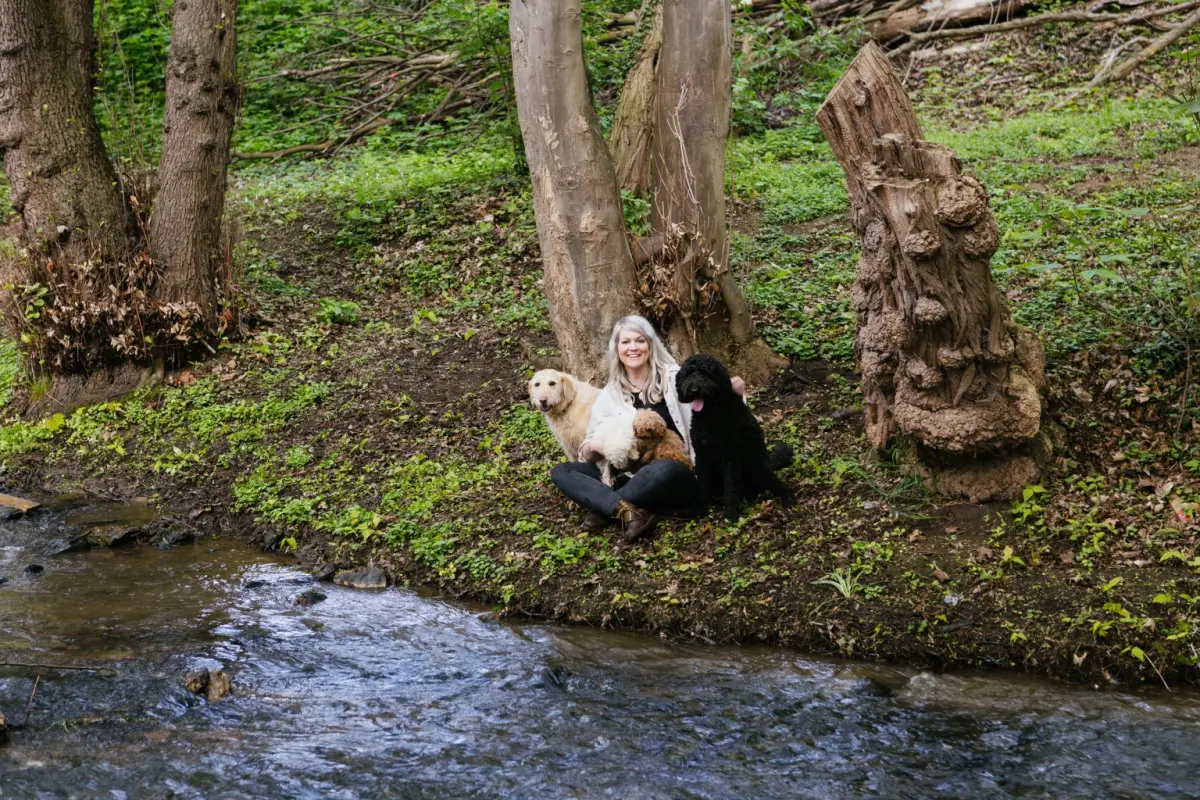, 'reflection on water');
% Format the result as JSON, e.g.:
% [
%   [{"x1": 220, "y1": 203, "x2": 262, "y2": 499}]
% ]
[{"x1": 3, "y1": 501, "x2": 1200, "y2": 799}]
